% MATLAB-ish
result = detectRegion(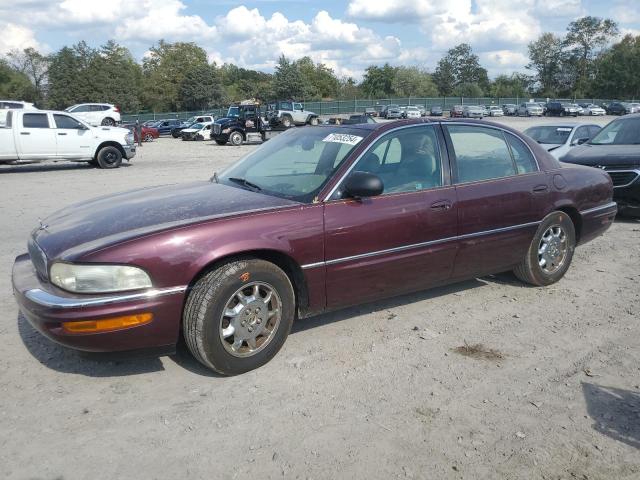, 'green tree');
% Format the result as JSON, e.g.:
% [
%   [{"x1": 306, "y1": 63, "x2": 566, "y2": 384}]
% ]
[
  {"x1": 452, "y1": 82, "x2": 484, "y2": 98},
  {"x1": 490, "y1": 73, "x2": 531, "y2": 98},
  {"x1": 0, "y1": 59, "x2": 37, "y2": 101},
  {"x1": 391, "y1": 66, "x2": 438, "y2": 97},
  {"x1": 337, "y1": 77, "x2": 360, "y2": 99},
  {"x1": 272, "y1": 55, "x2": 305, "y2": 99},
  {"x1": 563, "y1": 16, "x2": 619, "y2": 96},
  {"x1": 526, "y1": 33, "x2": 563, "y2": 96},
  {"x1": 295, "y1": 56, "x2": 339, "y2": 100},
  {"x1": 220, "y1": 63, "x2": 273, "y2": 102},
  {"x1": 7, "y1": 47, "x2": 49, "y2": 102},
  {"x1": 434, "y1": 44, "x2": 489, "y2": 95},
  {"x1": 47, "y1": 44, "x2": 90, "y2": 108},
  {"x1": 179, "y1": 64, "x2": 217, "y2": 110},
  {"x1": 142, "y1": 40, "x2": 210, "y2": 110},
  {"x1": 593, "y1": 34, "x2": 640, "y2": 99},
  {"x1": 360, "y1": 63, "x2": 397, "y2": 97}
]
